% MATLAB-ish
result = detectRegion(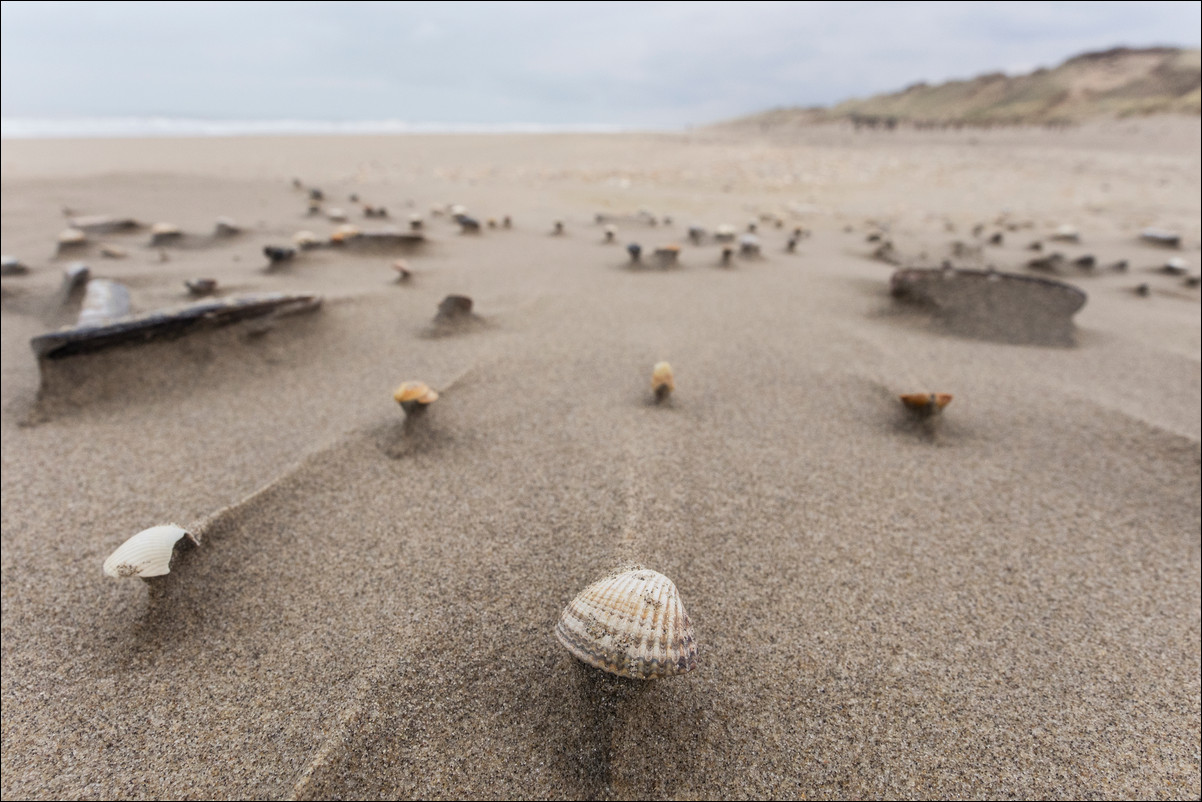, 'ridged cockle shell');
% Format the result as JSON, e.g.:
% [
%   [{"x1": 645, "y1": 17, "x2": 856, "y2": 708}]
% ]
[
  {"x1": 556, "y1": 568, "x2": 697, "y2": 679},
  {"x1": 103, "y1": 524, "x2": 198, "y2": 579}
]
